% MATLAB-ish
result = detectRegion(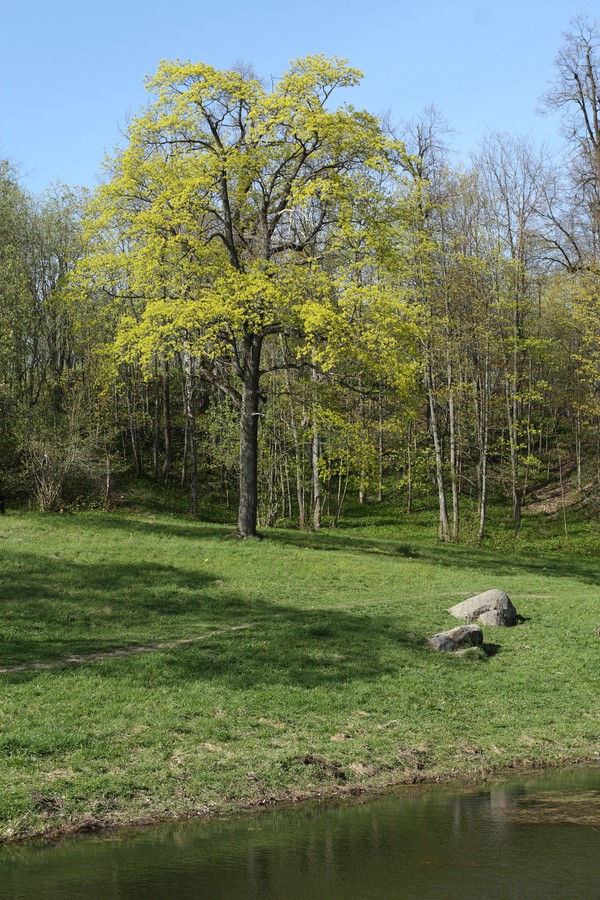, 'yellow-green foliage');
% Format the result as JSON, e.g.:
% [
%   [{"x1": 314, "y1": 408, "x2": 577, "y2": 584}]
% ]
[{"x1": 72, "y1": 56, "x2": 415, "y2": 384}]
